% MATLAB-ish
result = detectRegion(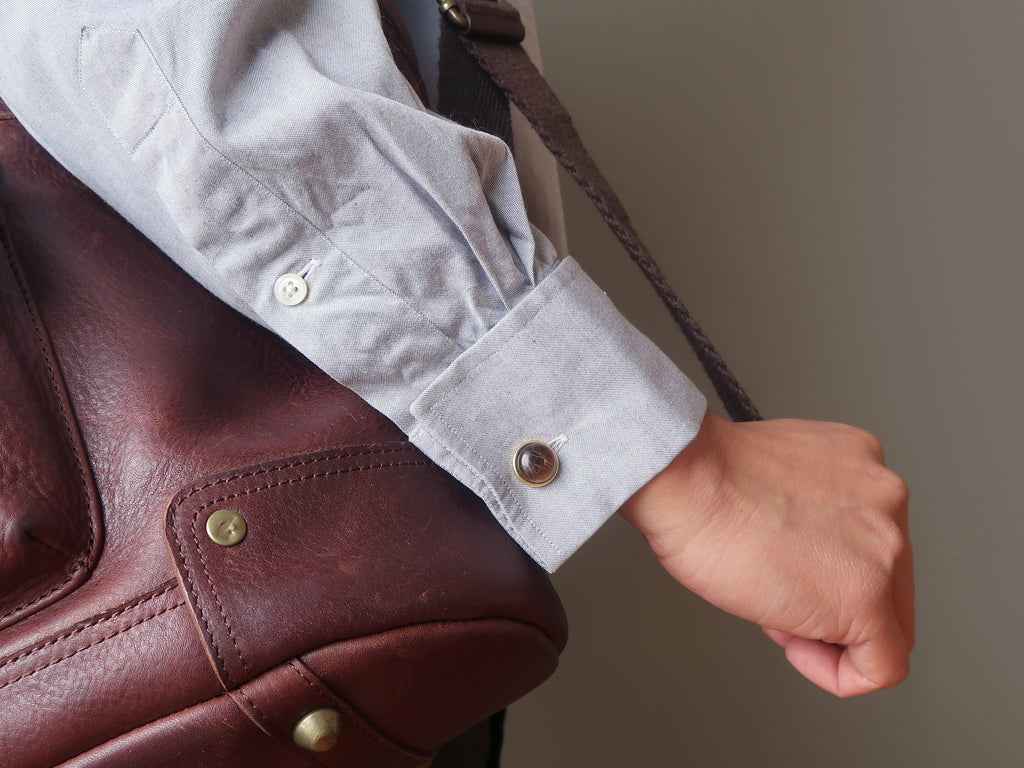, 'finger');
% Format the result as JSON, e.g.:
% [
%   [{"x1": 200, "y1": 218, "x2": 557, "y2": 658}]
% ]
[
  {"x1": 893, "y1": 537, "x2": 916, "y2": 652},
  {"x1": 845, "y1": 616, "x2": 911, "y2": 694},
  {"x1": 778, "y1": 636, "x2": 859, "y2": 696},
  {"x1": 761, "y1": 632, "x2": 872, "y2": 697},
  {"x1": 775, "y1": 636, "x2": 881, "y2": 697},
  {"x1": 761, "y1": 627, "x2": 794, "y2": 648}
]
